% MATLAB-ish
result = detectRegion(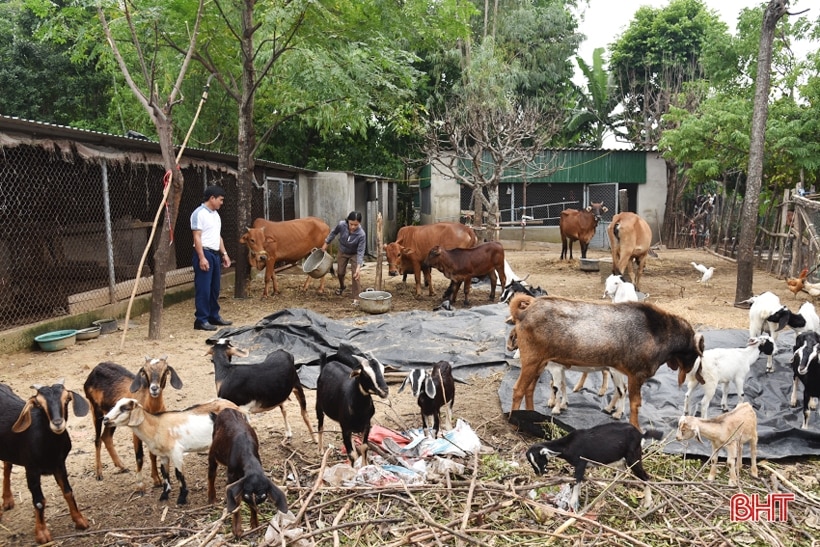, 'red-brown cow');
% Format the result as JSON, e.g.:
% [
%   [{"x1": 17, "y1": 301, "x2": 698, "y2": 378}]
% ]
[
  {"x1": 607, "y1": 212, "x2": 652, "y2": 291},
  {"x1": 559, "y1": 202, "x2": 608, "y2": 260},
  {"x1": 239, "y1": 217, "x2": 330, "y2": 298},
  {"x1": 383, "y1": 222, "x2": 477, "y2": 297},
  {"x1": 426, "y1": 241, "x2": 506, "y2": 306}
]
